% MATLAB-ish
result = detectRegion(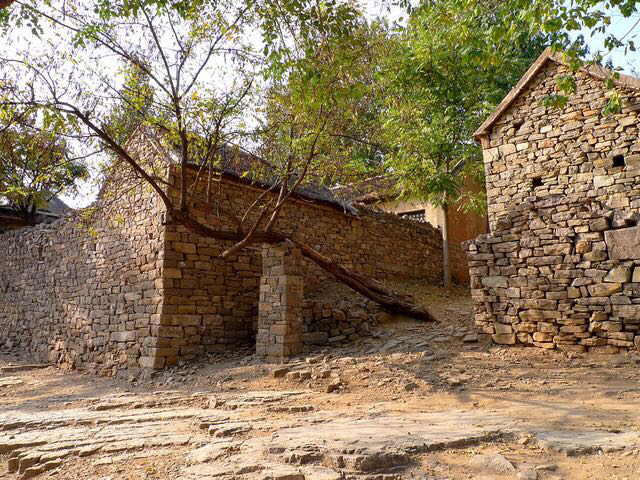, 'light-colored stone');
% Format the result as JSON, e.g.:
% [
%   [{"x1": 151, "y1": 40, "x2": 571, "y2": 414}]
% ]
[
  {"x1": 605, "y1": 227, "x2": 640, "y2": 260},
  {"x1": 604, "y1": 266, "x2": 632, "y2": 283},
  {"x1": 587, "y1": 283, "x2": 622, "y2": 297}
]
